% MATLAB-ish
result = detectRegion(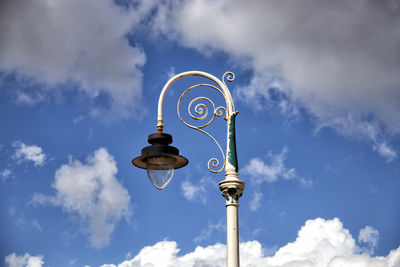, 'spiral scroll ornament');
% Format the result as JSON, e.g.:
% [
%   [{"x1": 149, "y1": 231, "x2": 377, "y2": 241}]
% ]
[
  {"x1": 177, "y1": 82, "x2": 230, "y2": 173},
  {"x1": 222, "y1": 71, "x2": 235, "y2": 86}
]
